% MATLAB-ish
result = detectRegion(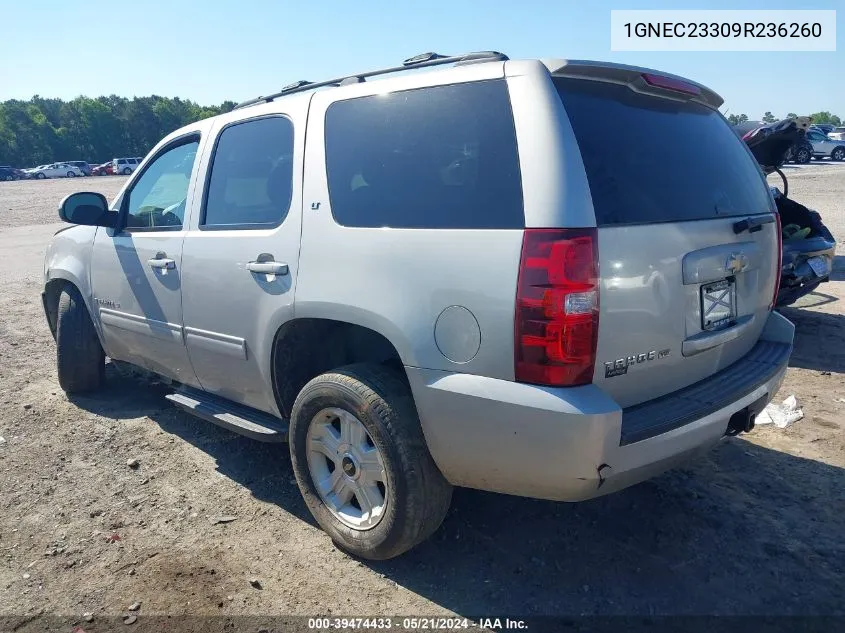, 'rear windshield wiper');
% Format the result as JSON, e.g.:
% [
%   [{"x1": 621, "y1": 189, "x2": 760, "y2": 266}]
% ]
[{"x1": 733, "y1": 214, "x2": 775, "y2": 234}]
